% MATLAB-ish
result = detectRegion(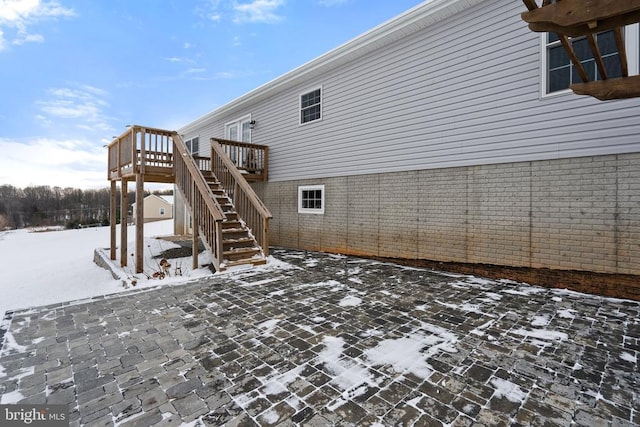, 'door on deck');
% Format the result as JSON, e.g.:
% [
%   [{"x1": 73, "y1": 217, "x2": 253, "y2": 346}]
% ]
[{"x1": 224, "y1": 115, "x2": 252, "y2": 167}]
